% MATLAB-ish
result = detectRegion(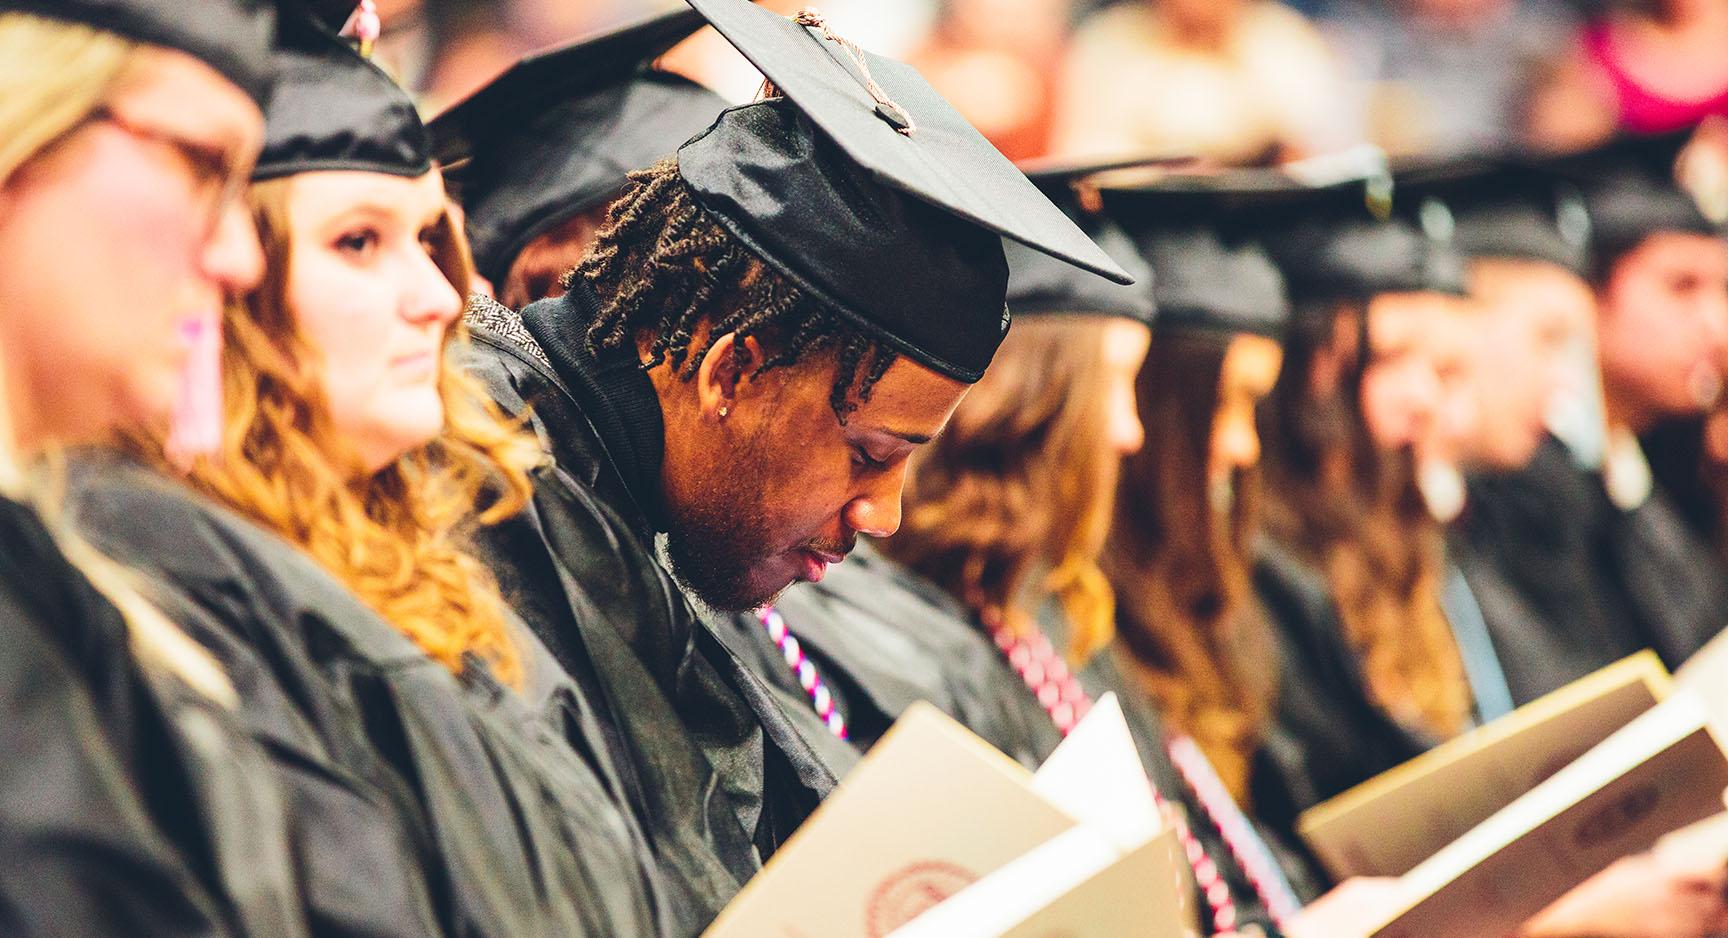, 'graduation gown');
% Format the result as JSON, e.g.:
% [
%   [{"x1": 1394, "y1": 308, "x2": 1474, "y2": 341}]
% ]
[
  {"x1": 0, "y1": 494, "x2": 303, "y2": 938},
  {"x1": 737, "y1": 540, "x2": 1294, "y2": 934},
  {"x1": 1250, "y1": 539, "x2": 1432, "y2": 850},
  {"x1": 1454, "y1": 434, "x2": 1728, "y2": 704},
  {"x1": 66, "y1": 457, "x2": 666, "y2": 938},
  {"x1": 461, "y1": 292, "x2": 852, "y2": 933},
  {"x1": 1639, "y1": 415, "x2": 1724, "y2": 554}
]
